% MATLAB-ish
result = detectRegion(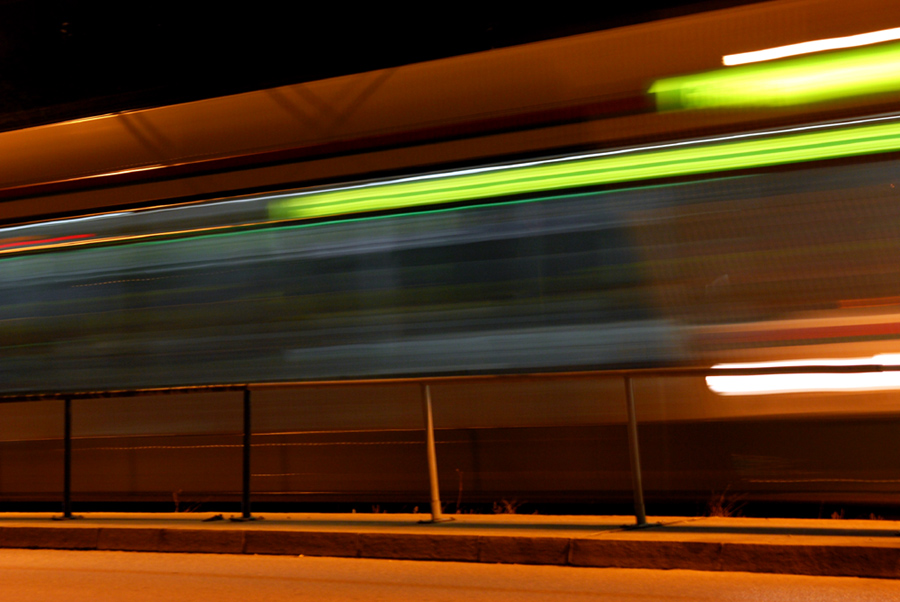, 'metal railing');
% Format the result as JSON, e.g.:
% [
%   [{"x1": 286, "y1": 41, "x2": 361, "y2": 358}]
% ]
[{"x1": 2, "y1": 363, "x2": 896, "y2": 525}]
